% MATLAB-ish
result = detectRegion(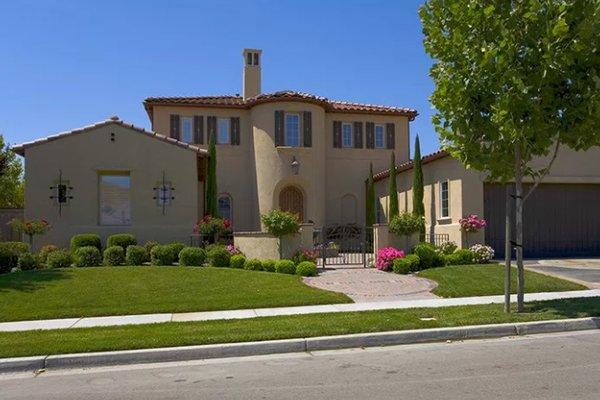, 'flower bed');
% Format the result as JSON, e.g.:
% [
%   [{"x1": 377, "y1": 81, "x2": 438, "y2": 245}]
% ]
[{"x1": 376, "y1": 247, "x2": 405, "y2": 271}]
